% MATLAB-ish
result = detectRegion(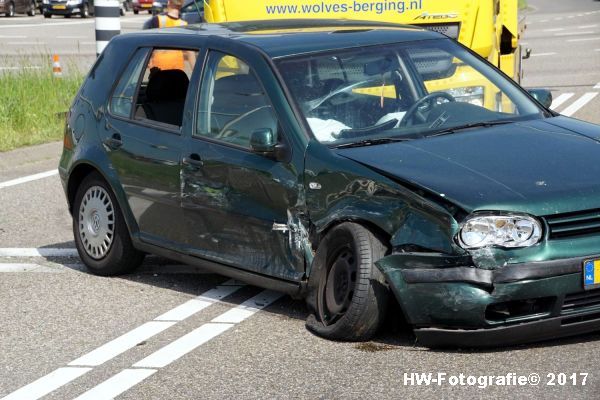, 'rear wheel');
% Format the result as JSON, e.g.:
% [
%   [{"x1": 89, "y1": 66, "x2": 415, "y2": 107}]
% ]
[
  {"x1": 81, "y1": 2, "x2": 88, "y2": 17},
  {"x1": 27, "y1": 1, "x2": 36, "y2": 16},
  {"x1": 73, "y1": 172, "x2": 144, "y2": 276},
  {"x1": 43, "y1": 12, "x2": 51, "y2": 17},
  {"x1": 6, "y1": 2, "x2": 15, "y2": 17},
  {"x1": 133, "y1": 8, "x2": 138, "y2": 14},
  {"x1": 305, "y1": 222, "x2": 389, "y2": 341}
]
